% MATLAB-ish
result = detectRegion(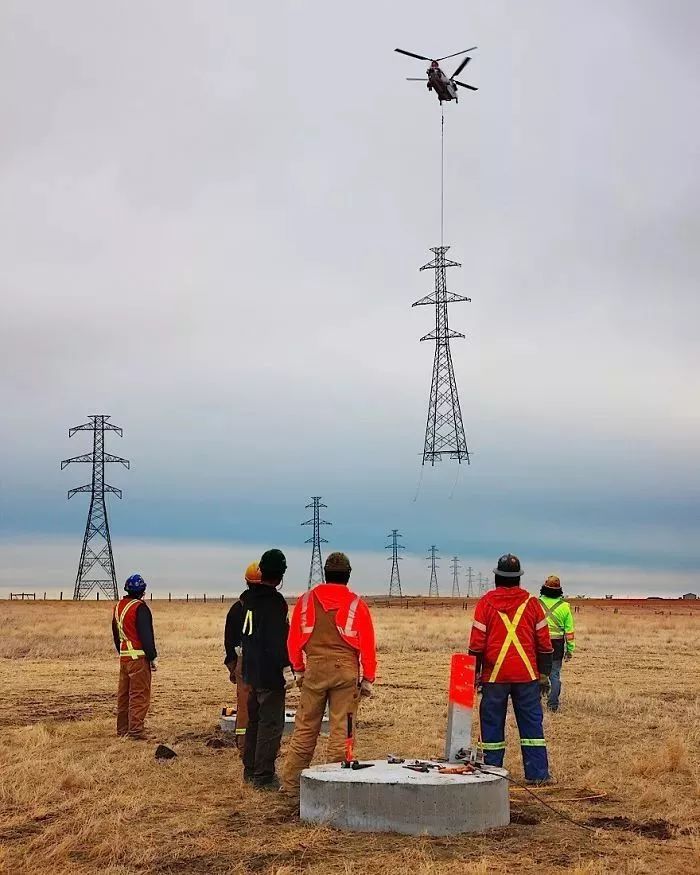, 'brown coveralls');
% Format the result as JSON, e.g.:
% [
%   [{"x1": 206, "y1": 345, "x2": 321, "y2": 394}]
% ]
[
  {"x1": 116, "y1": 659, "x2": 152, "y2": 739},
  {"x1": 282, "y1": 597, "x2": 360, "y2": 794}
]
